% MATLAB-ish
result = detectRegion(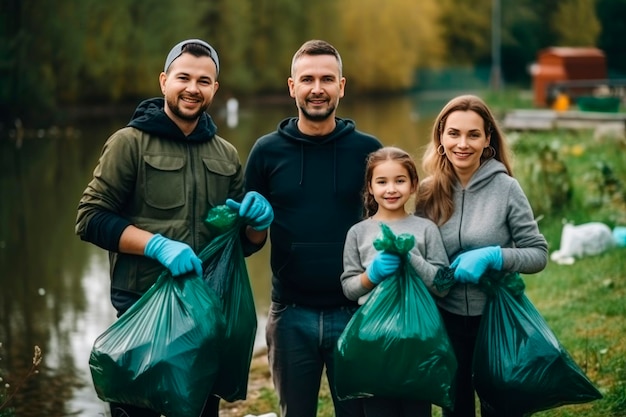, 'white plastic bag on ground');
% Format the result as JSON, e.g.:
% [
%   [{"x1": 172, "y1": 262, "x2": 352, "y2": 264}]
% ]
[
  {"x1": 551, "y1": 222, "x2": 615, "y2": 265},
  {"x1": 243, "y1": 414, "x2": 277, "y2": 417}
]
